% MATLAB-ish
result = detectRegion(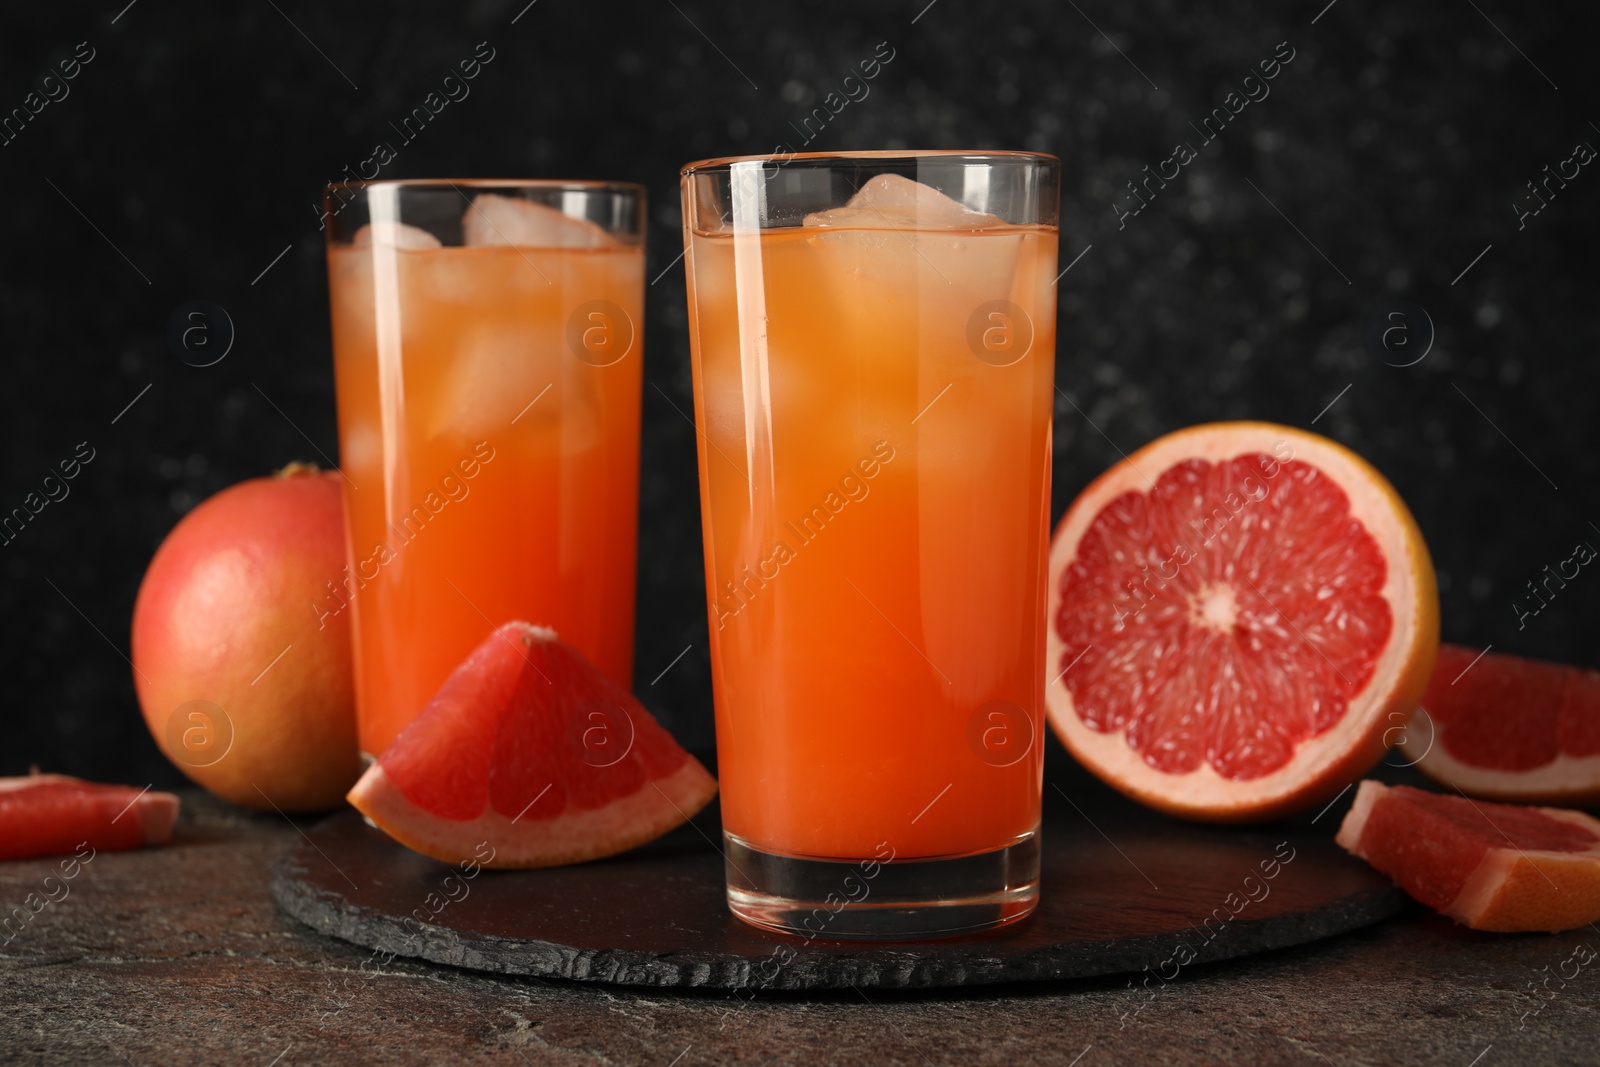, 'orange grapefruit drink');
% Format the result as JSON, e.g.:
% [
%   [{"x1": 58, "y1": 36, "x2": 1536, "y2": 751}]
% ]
[
  {"x1": 325, "y1": 181, "x2": 645, "y2": 757},
  {"x1": 681, "y1": 153, "x2": 1059, "y2": 937}
]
